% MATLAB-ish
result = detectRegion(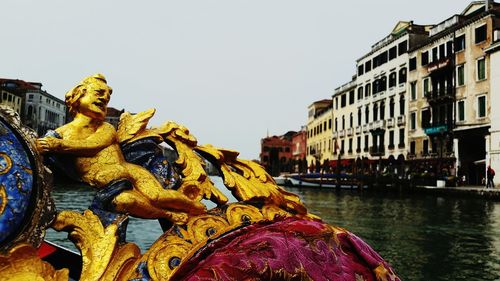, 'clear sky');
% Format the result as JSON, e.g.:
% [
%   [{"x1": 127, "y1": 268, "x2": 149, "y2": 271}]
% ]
[{"x1": 2, "y1": 0, "x2": 477, "y2": 159}]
